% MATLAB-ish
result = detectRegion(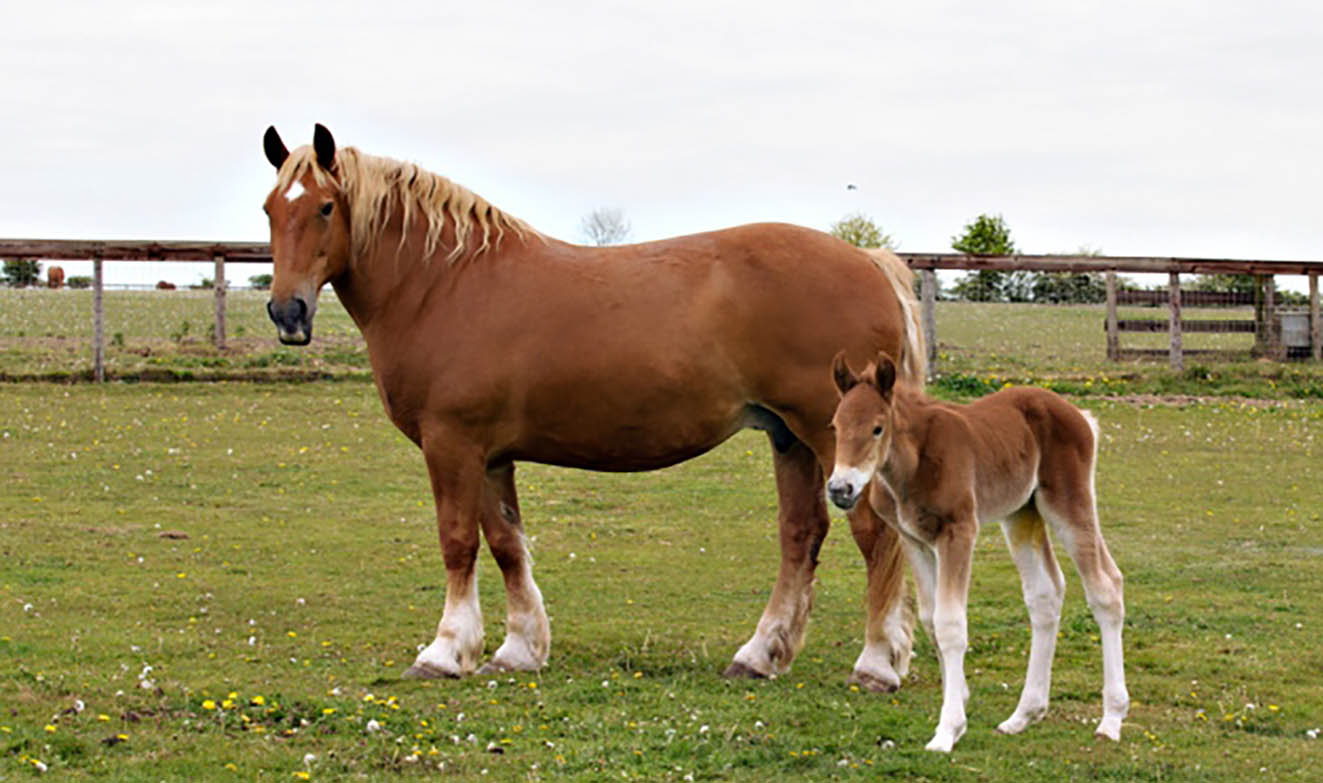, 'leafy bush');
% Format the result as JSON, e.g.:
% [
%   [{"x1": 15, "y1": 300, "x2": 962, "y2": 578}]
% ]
[
  {"x1": 248, "y1": 273, "x2": 273, "y2": 290},
  {"x1": 67, "y1": 276, "x2": 93, "y2": 289},
  {"x1": 3, "y1": 259, "x2": 41, "y2": 287}
]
